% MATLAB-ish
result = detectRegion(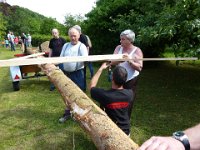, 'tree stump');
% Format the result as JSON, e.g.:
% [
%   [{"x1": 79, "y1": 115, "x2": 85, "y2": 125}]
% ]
[{"x1": 40, "y1": 63, "x2": 139, "y2": 150}]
